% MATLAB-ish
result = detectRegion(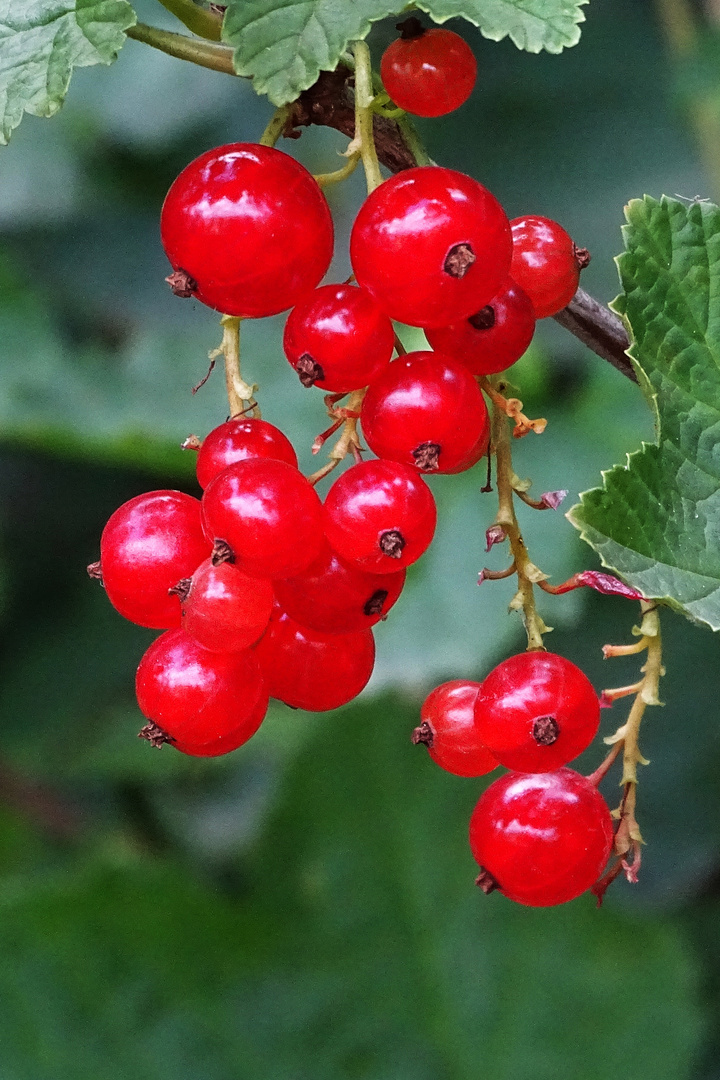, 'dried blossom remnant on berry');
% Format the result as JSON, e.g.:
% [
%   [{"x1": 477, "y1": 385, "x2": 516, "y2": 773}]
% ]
[
  {"x1": 168, "y1": 577, "x2": 192, "y2": 602},
  {"x1": 363, "y1": 588, "x2": 389, "y2": 616},
  {"x1": 573, "y1": 244, "x2": 591, "y2": 270},
  {"x1": 211, "y1": 539, "x2": 236, "y2": 566},
  {"x1": 379, "y1": 529, "x2": 406, "y2": 558},
  {"x1": 87, "y1": 561, "x2": 104, "y2": 584},
  {"x1": 138, "y1": 721, "x2": 175, "y2": 748},
  {"x1": 396, "y1": 15, "x2": 425, "y2": 39},
  {"x1": 411, "y1": 720, "x2": 434, "y2": 747},
  {"x1": 475, "y1": 868, "x2": 499, "y2": 894},
  {"x1": 166, "y1": 268, "x2": 198, "y2": 298},
  {"x1": 468, "y1": 306, "x2": 496, "y2": 331},
  {"x1": 443, "y1": 243, "x2": 476, "y2": 279},
  {"x1": 295, "y1": 353, "x2": 325, "y2": 387},
  {"x1": 532, "y1": 715, "x2": 560, "y2": 745},
  {"x1": 412, "y1": 441, "x2": 441, "y2": 471}
]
